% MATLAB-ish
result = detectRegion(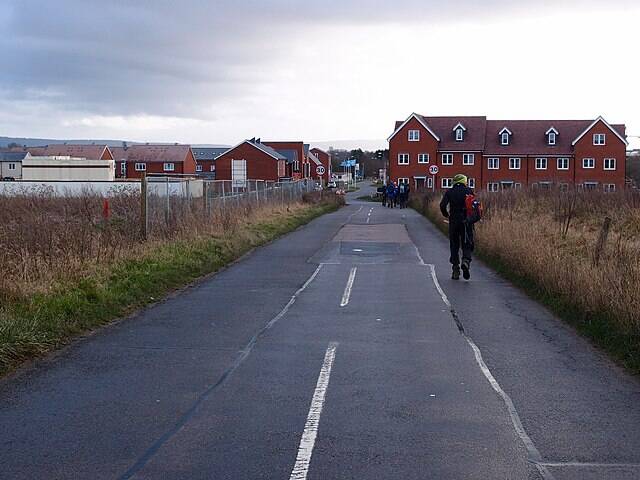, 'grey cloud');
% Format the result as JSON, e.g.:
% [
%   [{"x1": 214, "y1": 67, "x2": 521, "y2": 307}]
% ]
[{"x1": 0, "y1": 0, "x2": 633, "y2": 121}]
